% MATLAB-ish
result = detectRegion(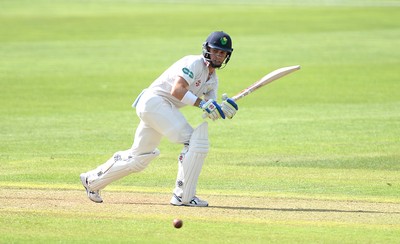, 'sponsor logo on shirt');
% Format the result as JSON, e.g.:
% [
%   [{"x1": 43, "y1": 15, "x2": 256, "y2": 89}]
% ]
[{"x1": 182, "y1": 67, "x2": 194, "y2": 79}]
